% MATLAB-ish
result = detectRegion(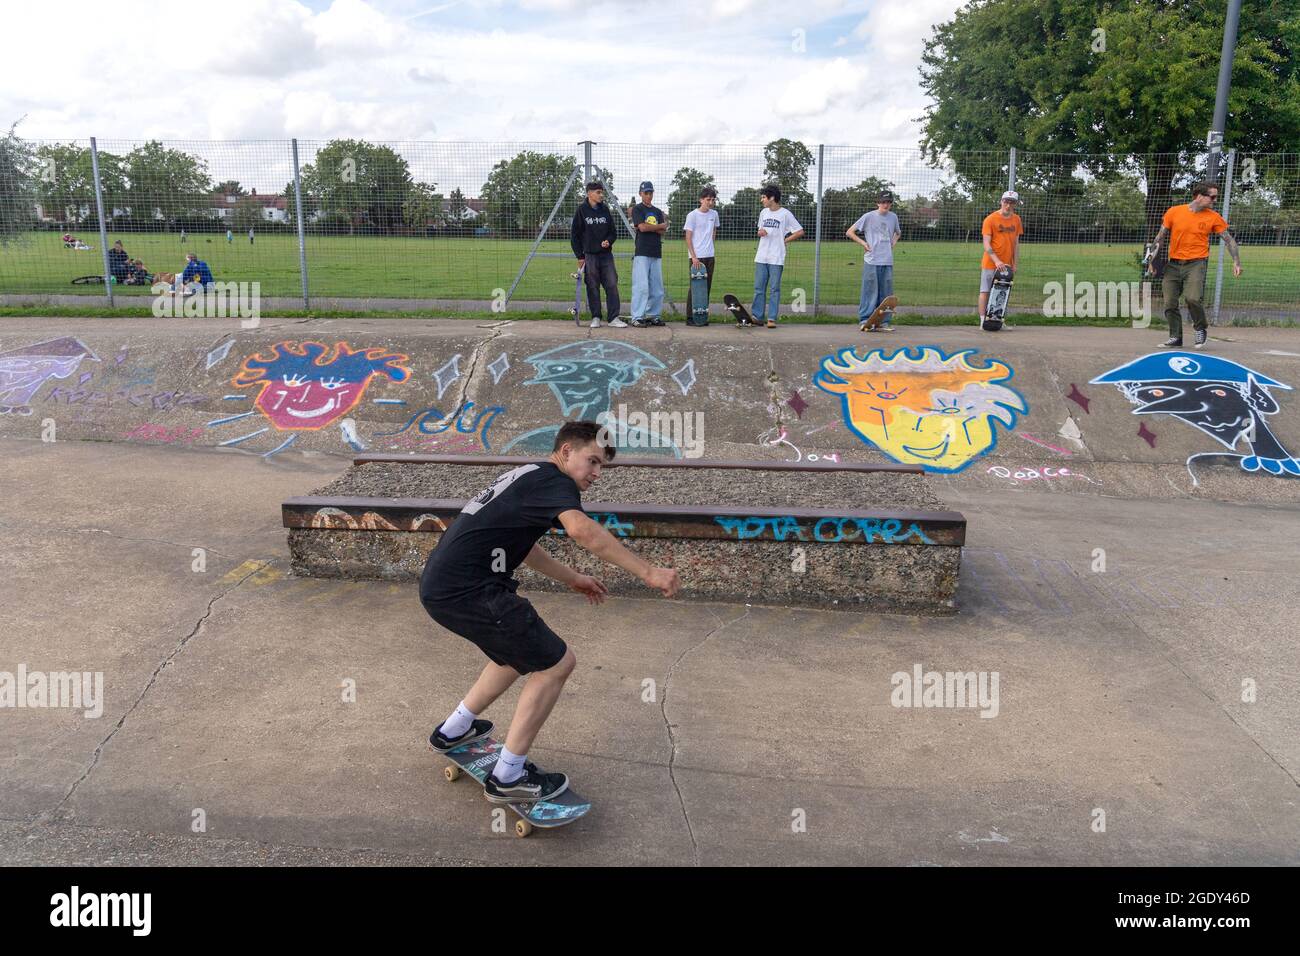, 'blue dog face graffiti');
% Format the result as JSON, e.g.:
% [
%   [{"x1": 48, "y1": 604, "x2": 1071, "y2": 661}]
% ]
[
  {"x1": 1091, "y1": 352, "x2": 1299, "y2": 478},
  {"x1": 503, "y1": 341, "x2": 680, "y2": 457}
]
